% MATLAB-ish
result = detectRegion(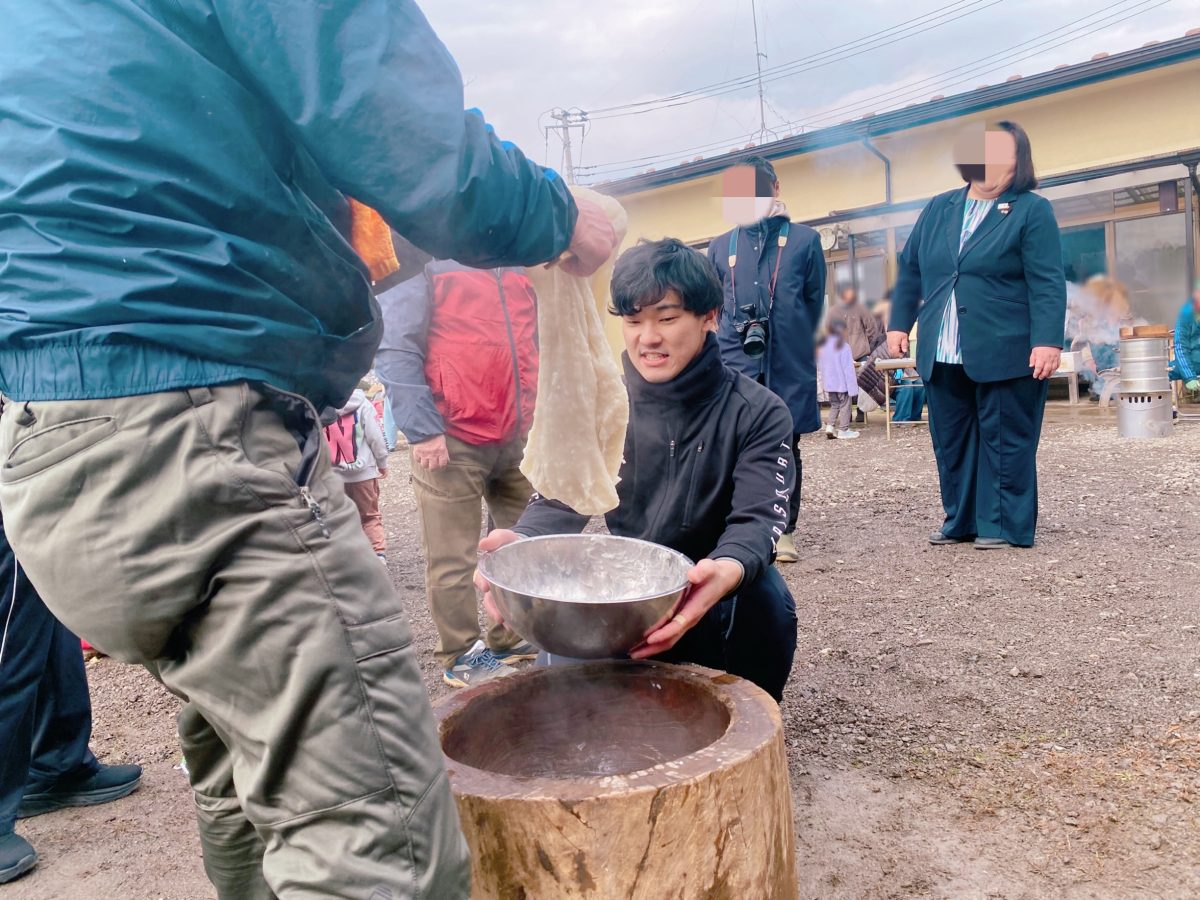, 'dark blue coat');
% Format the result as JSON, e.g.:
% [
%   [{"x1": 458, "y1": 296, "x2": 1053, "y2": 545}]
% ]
[
  {"x1": 890, "y1": 186, "x2": 1067, "y2": 383},
  {"x1": 708, "y1": 216, "x2": 826, "y2": 434}
]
